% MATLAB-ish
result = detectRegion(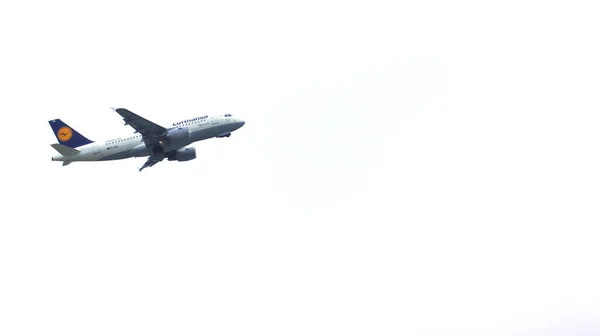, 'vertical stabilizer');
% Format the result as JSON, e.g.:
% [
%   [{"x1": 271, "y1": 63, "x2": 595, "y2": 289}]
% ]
[{"x1": 48, "y1": 119, "x2": 93, "y2": 148}]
